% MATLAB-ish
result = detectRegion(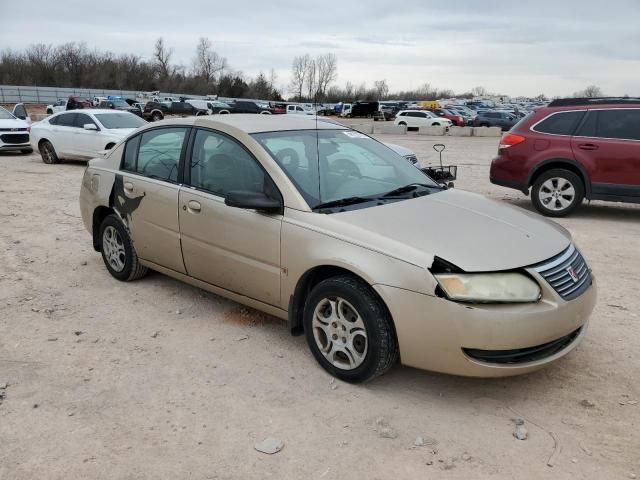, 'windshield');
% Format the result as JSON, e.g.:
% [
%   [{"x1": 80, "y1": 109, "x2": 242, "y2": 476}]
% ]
[
  {"x1": 111, "y1": 100, "x2": 130, "y2": 108},
  {"x1": 0, "y1": 107, "x2": 16, "y2": 120},
  {"x1": 95, "y1": 113, "x2": 146, "y2": 129},
  {"x1": 252, "y1": 129, "x2": 440, "y2": 210}
]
